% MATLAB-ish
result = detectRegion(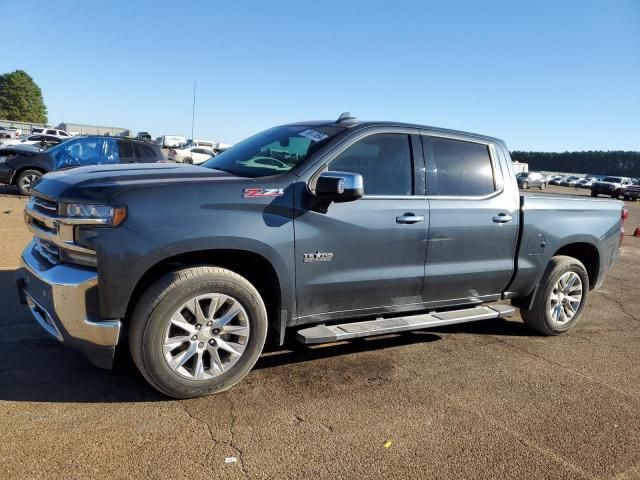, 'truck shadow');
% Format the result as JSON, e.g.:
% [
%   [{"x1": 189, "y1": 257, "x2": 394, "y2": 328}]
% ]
[{"x1": 0, "y1": 267, "x2": 535, "y2": 403}]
